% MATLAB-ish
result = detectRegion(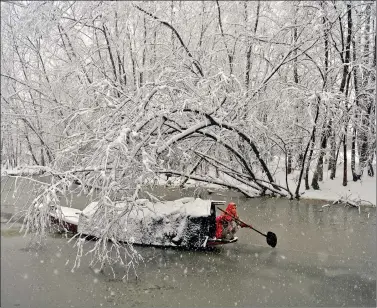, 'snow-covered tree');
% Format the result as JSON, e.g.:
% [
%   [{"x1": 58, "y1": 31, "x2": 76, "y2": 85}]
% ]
[{"x1": 1, "y1": 1, "x2": 375, "y2": 271}]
